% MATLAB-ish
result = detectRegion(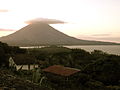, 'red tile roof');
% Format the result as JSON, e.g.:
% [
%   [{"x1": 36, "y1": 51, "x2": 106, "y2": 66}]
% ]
[{"x1": 43, "y1": 65, "x2": 80, "y2": 76}]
